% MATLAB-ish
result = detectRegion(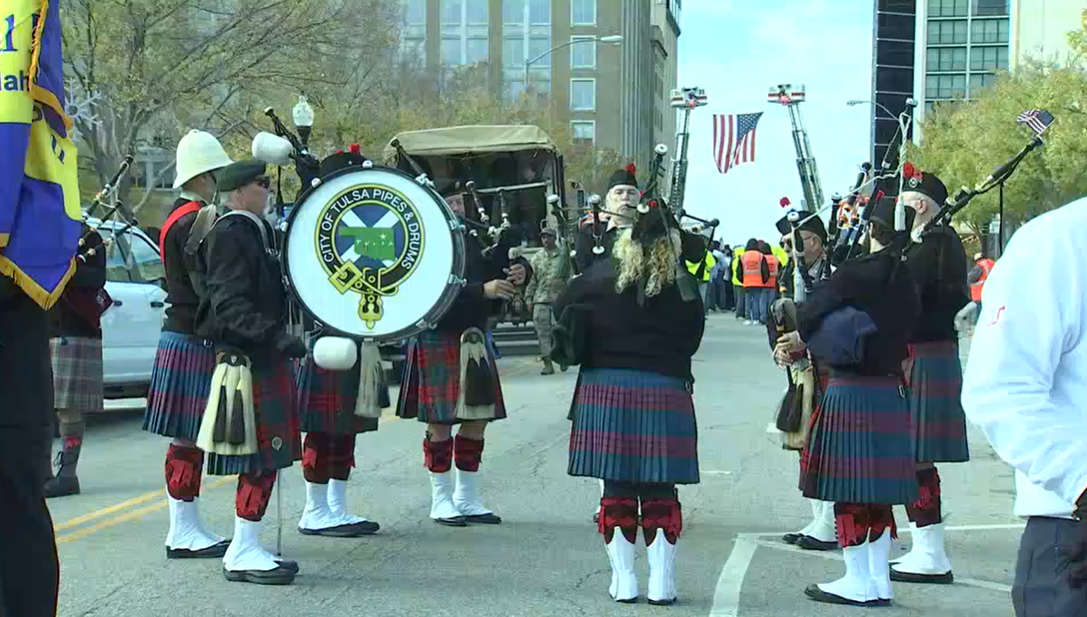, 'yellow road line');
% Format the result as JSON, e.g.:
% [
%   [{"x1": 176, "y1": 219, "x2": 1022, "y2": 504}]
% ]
[{"x1": 53, "y1": 356, "x2": 540, "y2": 542}]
